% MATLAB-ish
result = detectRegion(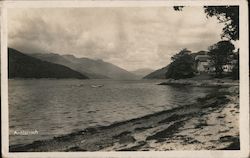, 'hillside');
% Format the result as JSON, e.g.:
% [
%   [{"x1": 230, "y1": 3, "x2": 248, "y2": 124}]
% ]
[
  {"x1": 31, "y1": 53, "x2": 137, "y2": 80},
  {"x1": 8, "y1": 48, "x2": 88, "y2": 79},
  {"x1": 143, "y1": 66, "x2": 169, "y2": 79}
]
